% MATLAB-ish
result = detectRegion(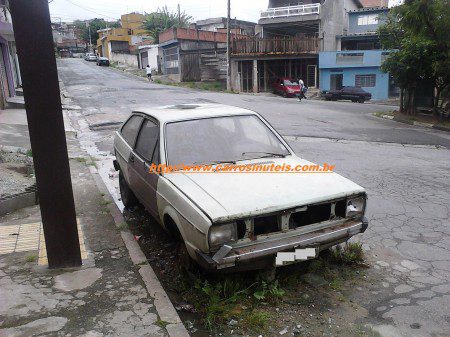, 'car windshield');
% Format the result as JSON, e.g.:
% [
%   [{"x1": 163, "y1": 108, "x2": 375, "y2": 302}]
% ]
[
  {"x1": 165, "y1": 115, "x2": 290, "y2": 166},
  {"x1": 283, "y1": 79, "x2": 298, "y2": 86}
]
